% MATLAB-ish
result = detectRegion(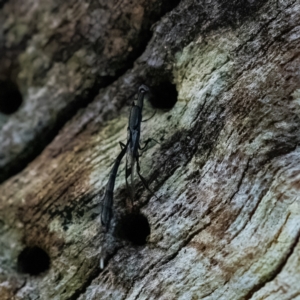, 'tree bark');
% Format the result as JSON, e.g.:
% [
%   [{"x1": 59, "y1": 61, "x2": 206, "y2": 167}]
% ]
[{"x1": 1, "y1": 0, "x2": 300, "y2": 299}]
